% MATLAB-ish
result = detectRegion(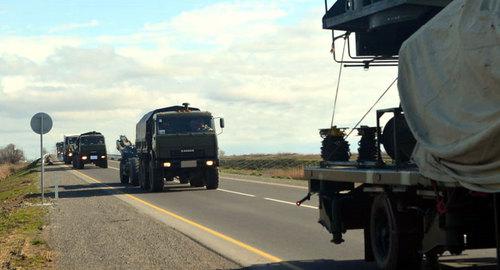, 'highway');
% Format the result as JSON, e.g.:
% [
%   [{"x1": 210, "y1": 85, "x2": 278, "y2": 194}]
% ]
[{"x1": 49, "y1": 160, "x2": 495, "y2": 270}]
